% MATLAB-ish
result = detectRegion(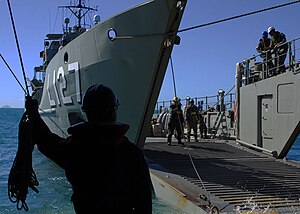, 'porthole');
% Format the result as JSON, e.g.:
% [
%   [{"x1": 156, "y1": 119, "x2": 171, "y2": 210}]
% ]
[
  {"x1": 108, "y1": 28, "x2": 117, "y2": 41},
  {"x1": 64, "y1": 52, "x2": 68, "y2": 64}
]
